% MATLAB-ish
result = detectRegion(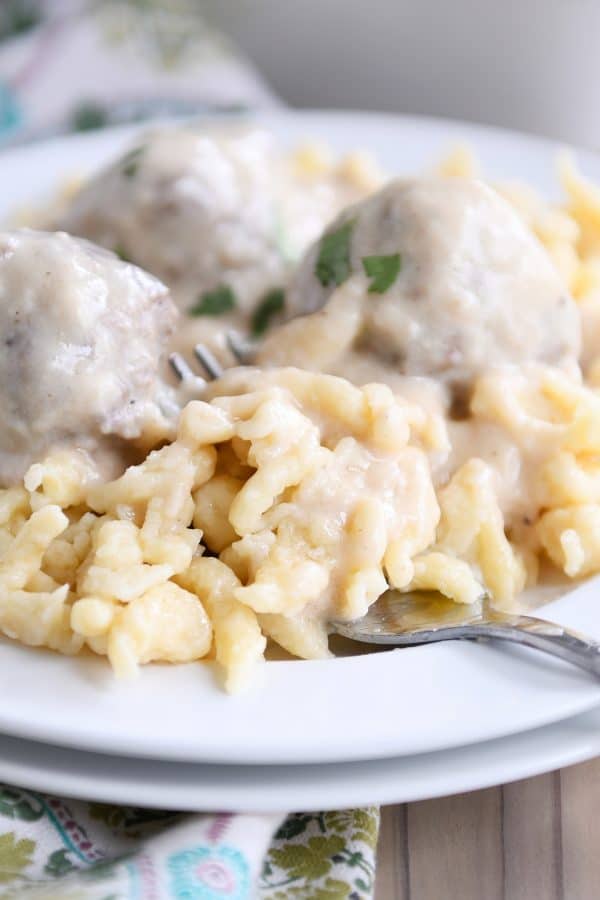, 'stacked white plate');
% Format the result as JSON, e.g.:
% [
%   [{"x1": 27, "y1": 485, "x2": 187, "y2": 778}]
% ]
[{"x1": 2, "y1": 111, "x2": 600, "y2": 810}]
